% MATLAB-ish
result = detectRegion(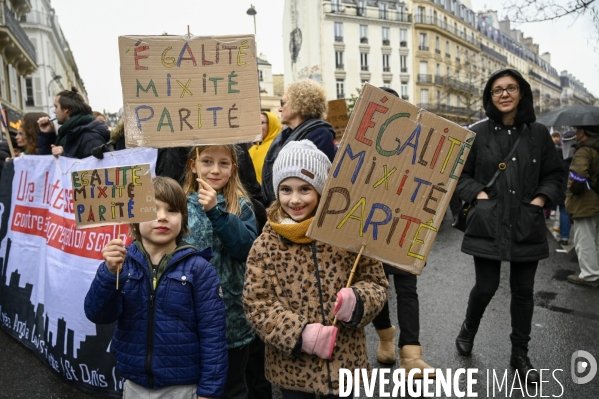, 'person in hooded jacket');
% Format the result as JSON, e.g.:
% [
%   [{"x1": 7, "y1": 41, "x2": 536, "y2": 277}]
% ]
[
  {"x1": 37, "y1": 87, "x2": 110, "y2": 159},
  {"x1": 455, "y1": 69, "x2": 563, "y2": 384}
]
